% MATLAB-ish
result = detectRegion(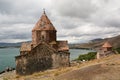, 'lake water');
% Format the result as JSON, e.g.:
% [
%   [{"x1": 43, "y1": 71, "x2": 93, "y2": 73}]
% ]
[{"x1": 0, "y1": 48, "x2": 94, "y2": 72}]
